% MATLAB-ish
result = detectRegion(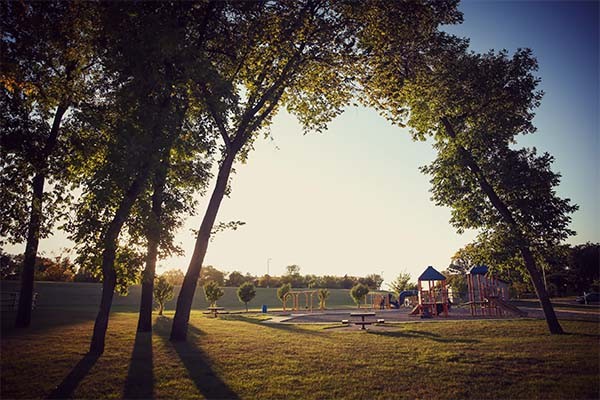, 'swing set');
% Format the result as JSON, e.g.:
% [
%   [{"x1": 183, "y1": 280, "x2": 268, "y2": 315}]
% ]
[{"x1": 282, "y1": 290, "x2": 318, "y2": 312}]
